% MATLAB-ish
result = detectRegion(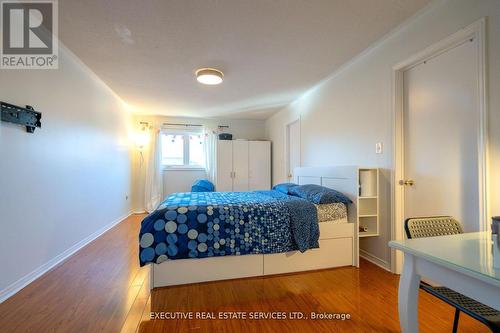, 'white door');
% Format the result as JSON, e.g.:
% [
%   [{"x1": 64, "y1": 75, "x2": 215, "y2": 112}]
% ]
[
  {"x1": 403, "y1": 39, "x2": 480, "y2": 231},
  {"x1": 232, "y1": 140, "x2": 249, "y2": 191},
  {"x1": 216, "y1": 140, "x2": 233, "y2": 191},
  {"x1": 249, "y1": 141, "x2": 271, "y2": 190},
  {"x1": 286, "y1": 120, "x2": 300, "y2": 182}
]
